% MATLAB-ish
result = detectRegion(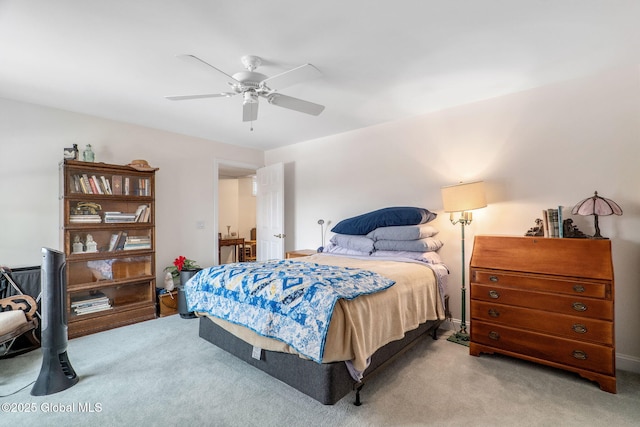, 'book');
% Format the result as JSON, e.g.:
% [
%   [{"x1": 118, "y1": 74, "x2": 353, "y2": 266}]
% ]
[
  {"x1": 82, "y1": 174, "x2": 94, "y2": 194},
  {"x1": 100, "y1": 176, "x2": 112, "y2": 195},
  {"x1": 88, "y1": 176, "x2": 100, "y2": 194},
  {"x1": 71, "y1": 291, "x2": 110, "y2": 309},
  {"x1": 104, "y1": 176, "x2": 112, "y2": 194},
  {"x1": 72, "y1": 175, "x2": 82, "y2": 193},
  {"x1": 134, "y1": 205, "x2": 147, "y2": 222},
  {"x1": 92, "y1": 175, "x2": 104, "y2": 194},
  {"x1": 124, "y1": 177, "x2": 130, "y2": 195},
  {"x1": 108, "y1": 233, "x2": 120, "y2": 251},
  {"x1": 74, "y1": 305, "x2": 112, "y2": 314},
  {"x1": 112, "y1": 175, "x2": 122, "y2": 195},
  {"x1": 142, "y1": 205, "x2": 151, "y2": 222},
  {"x1": 557, "y1": 205, "x2": 564, "y2": 238},
  {"x1": 69, "y1": 214, "x2": 102, "y2": 223},
  {"x1": 123, "y1": 235, "x2": 151, "y2": 250},
  {"x1": 546, "y1": 208, "x2": 559, "y2": 238},
  {"x1": 104, "y1": 212, "x2": 137, "y2": 223},
  {"x1": 114, "y1": 231, "x2": 128, "y2": 250},
  {"x1": 76, "y1": 175, "x2": 88, "y2": 193}
]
